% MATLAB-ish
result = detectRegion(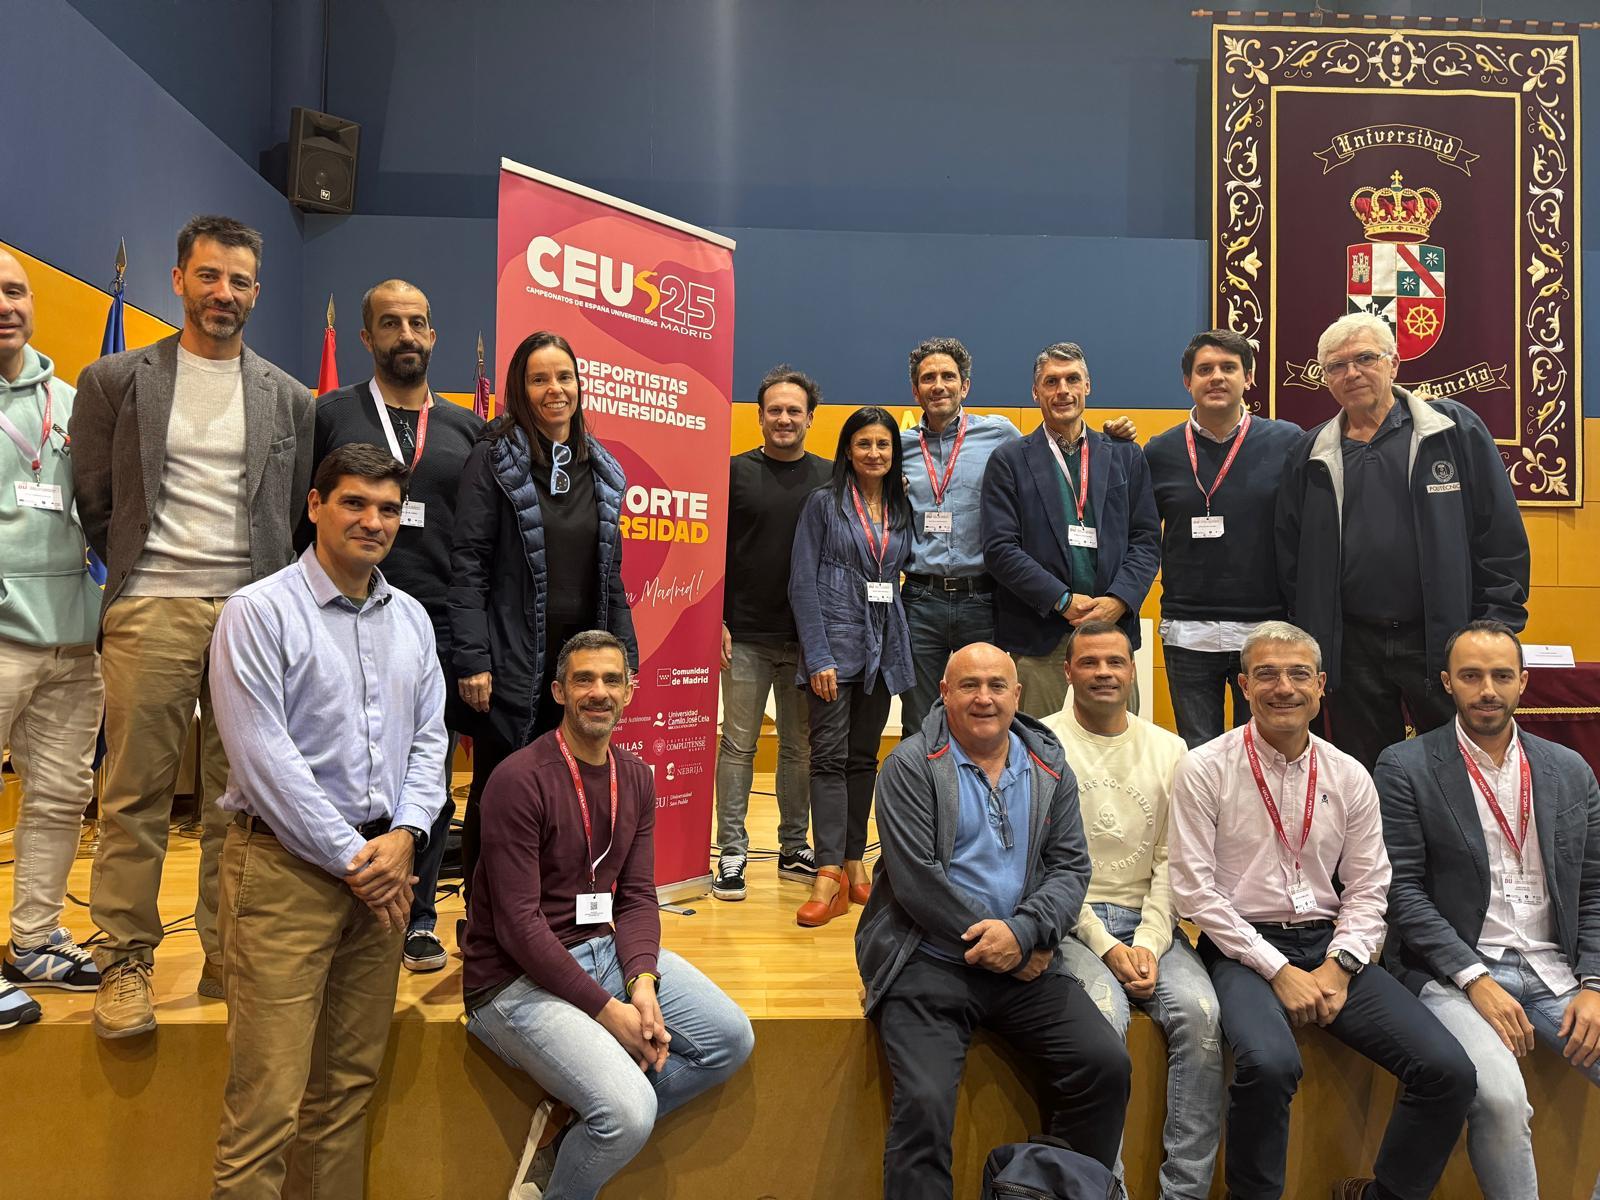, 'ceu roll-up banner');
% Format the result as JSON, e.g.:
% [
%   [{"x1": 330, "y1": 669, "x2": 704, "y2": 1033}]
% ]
[{"x1": 495, "y1": 158, "x2": 734, "y2": 899}]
